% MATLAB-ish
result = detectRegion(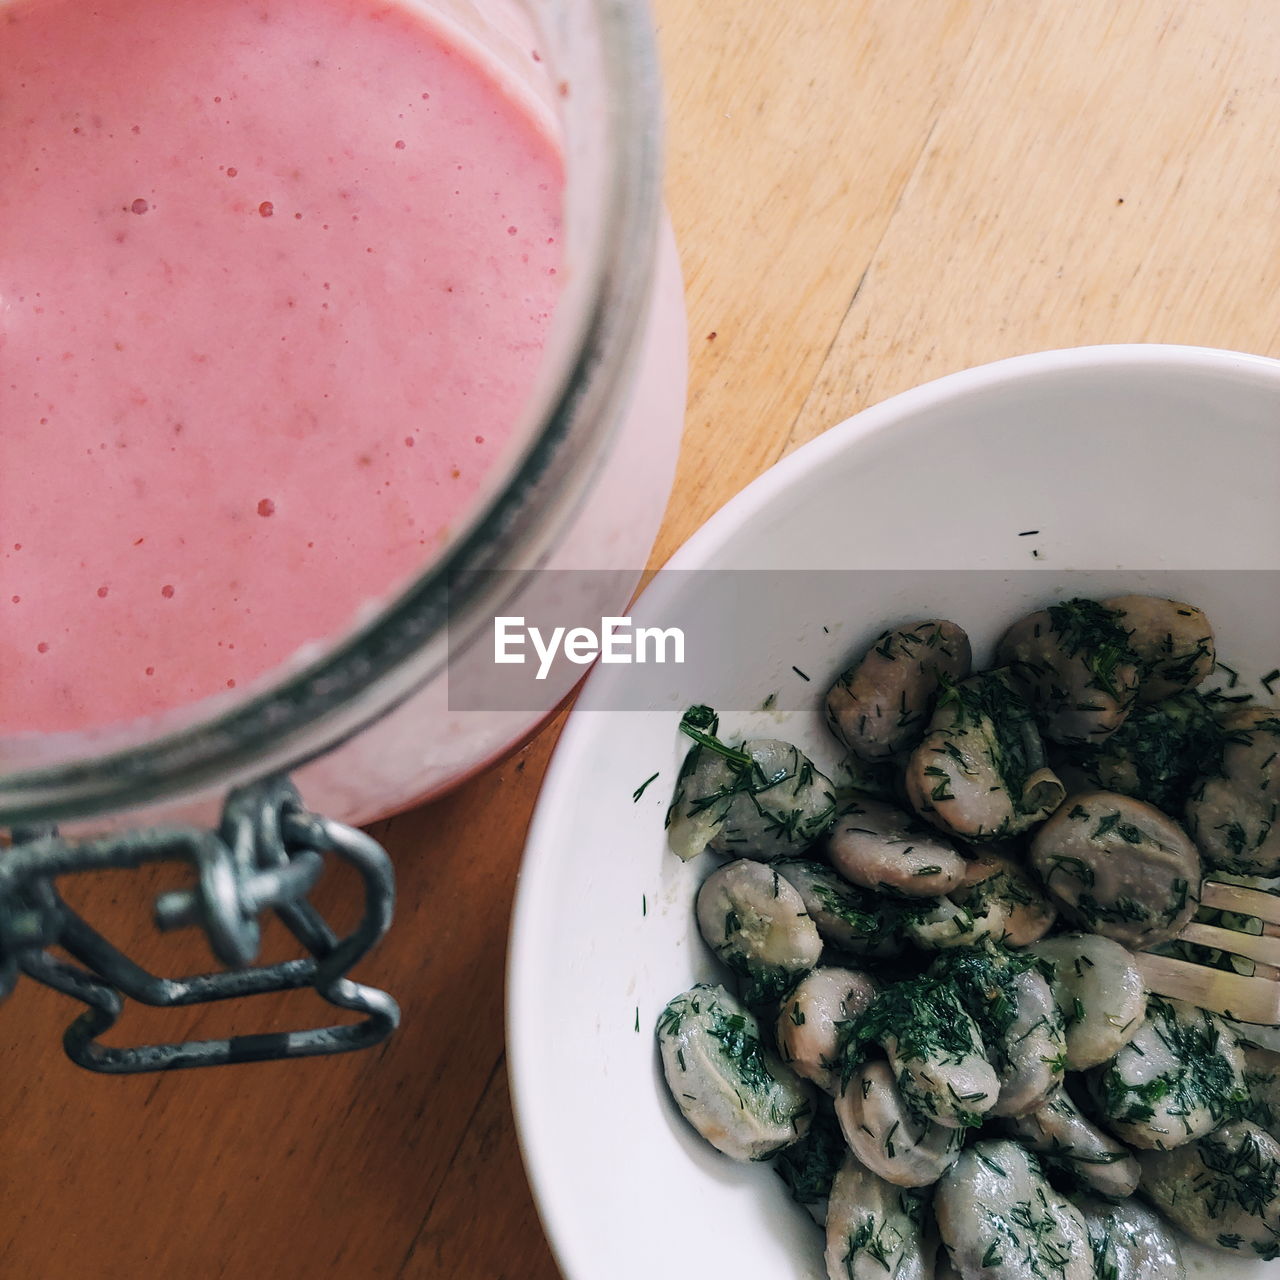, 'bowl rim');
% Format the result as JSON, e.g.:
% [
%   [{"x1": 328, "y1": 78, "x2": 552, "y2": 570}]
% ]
[{"x1": 506, "y1": 341, "x2": 1280, "y2": 1279}]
